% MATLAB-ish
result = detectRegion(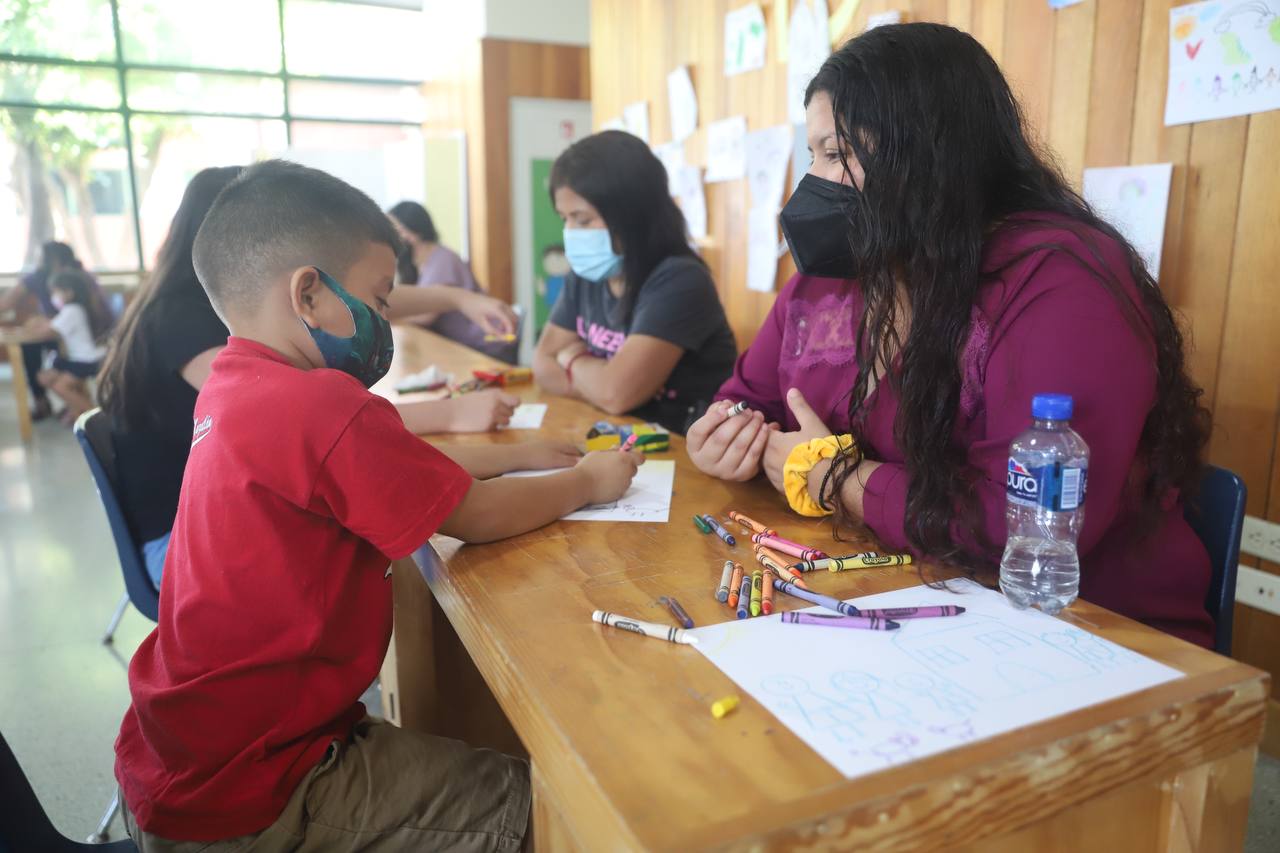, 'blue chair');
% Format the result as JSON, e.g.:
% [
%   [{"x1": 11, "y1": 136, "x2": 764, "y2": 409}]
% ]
[
  {"x1": 1183, "y1": 465, "x2": 1246, "y2": 656},
  {"x1": 73, "y1": 408, "x2": 159, "y2": 843},
  {"x1": 1, "y1": 728, "x2": 136, "y2": 851}
]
